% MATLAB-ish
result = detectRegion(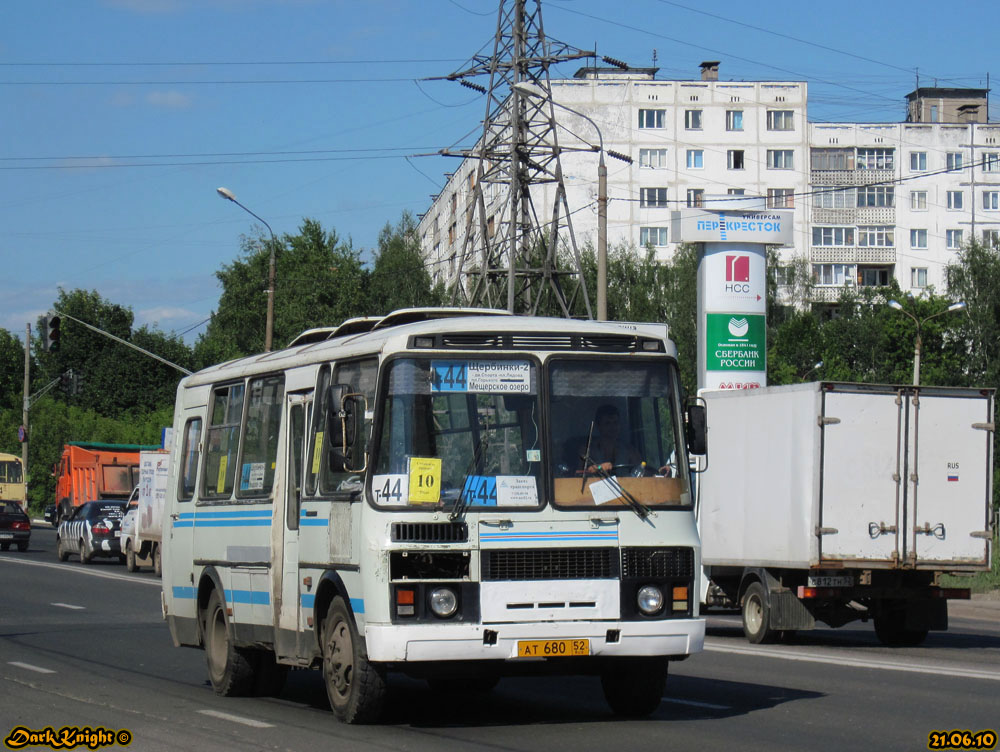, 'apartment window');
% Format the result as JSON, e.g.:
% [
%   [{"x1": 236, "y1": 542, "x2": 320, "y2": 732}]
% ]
[
  {"x1": 766, "y1": 110, "x2": 794, "y2": 131},
  {"x1": 946, "y1": 229, "x2": 963, "y2": 249},
  {"x1": 984, "y1": 152, "x2": 1000, "y2": 172},
  {"x1": 767, "y1": 188, "x2": 794, "y2": 209},
  {"x1": 684, "y1": 109, "x2": 703, "y2": 130},
  {"x1": 947, "y1": 152, "x2": 964, "y2": 171},
  {"x1": 811, "y1": 148, "x2": 854, "y2": 170},
  {"x1": 983, "y1": 191, "x2": 1000, "y2": 210},
  {"x1": 910, "y1": 152, "x2": 927, "y2": 172},
  {"x1": 448, "y1": 223, "x2": 456, "y2": 244},
  {"x1": 858, "y1": 226, "x2": 894, "y2": 247},
  {"x1": 947, "y1": 191, "x2": 964, "y2": 210},
  {"x1": 727, "y1": 150, "x2": 745, "y2": 170},
  {"x1": 767, "y1": 150, "x2": 794, "y2": 169},
  {"x1": 856, "y1": 148, "x2": 894, "y2": 170},
  {"x1": 727, "y1": 188, "x2": 745, "y2": 196},
  {"x1": 910, "y1": 191, "x2": 927, "y2": 210},
  {"x1": 984, "y1": 230, "x2": 1000, "y2": 247},
  {"x1": 812, "y1": 226, "x2": 854, "y2": 246},
  {"x1": 812, "y1": 186, "x2": 855, "y2": 209},
  {"x1": 911, "y1": 267, "x2": 928, "y2": 288},
  {"x1": 726, "y1": 110, "x2": 743, "y2": 131},
  {"x1": 487, "y1": 216, "x2": 495, "y2": 237},
  {"x1": 910, "y1": 229, "x2": 928, "y2": 249},
  {"x1": 774, "y1": 265, "x2": 796, "y2": 286},
  {"x1": 450, "y1": 193, "x2": 457, "y2": 214},
  {"x1": 857, "y1": 185, "x2": 894, "y2": 208},
  {"x1": 686, "y1": 189, "x2": 704, "y2": 208},
  {"x1": 639, "y1": 226, "x2": 669, "y2": 247},
  {"x1": 930, "y1": 106, "x2": 939, "y2": 122},
  {"x1": 813, "y1": 263, "x2": 856, "y2": 286},
  {"x1": 685, "y1": 149, "x2": 704, "y2": 169},
  {"x1": 640, "y1": 187, "x2": 668, "y2": 208},
  {"x1": 639, "y1": 148, "x2": 668, "y2": 168},
  {"x1": 859, "y1": 267, "x2": 890, "y2": 287},
  {"x1": 638, "y1": 109, "x2": 666, "y2": 129}
]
